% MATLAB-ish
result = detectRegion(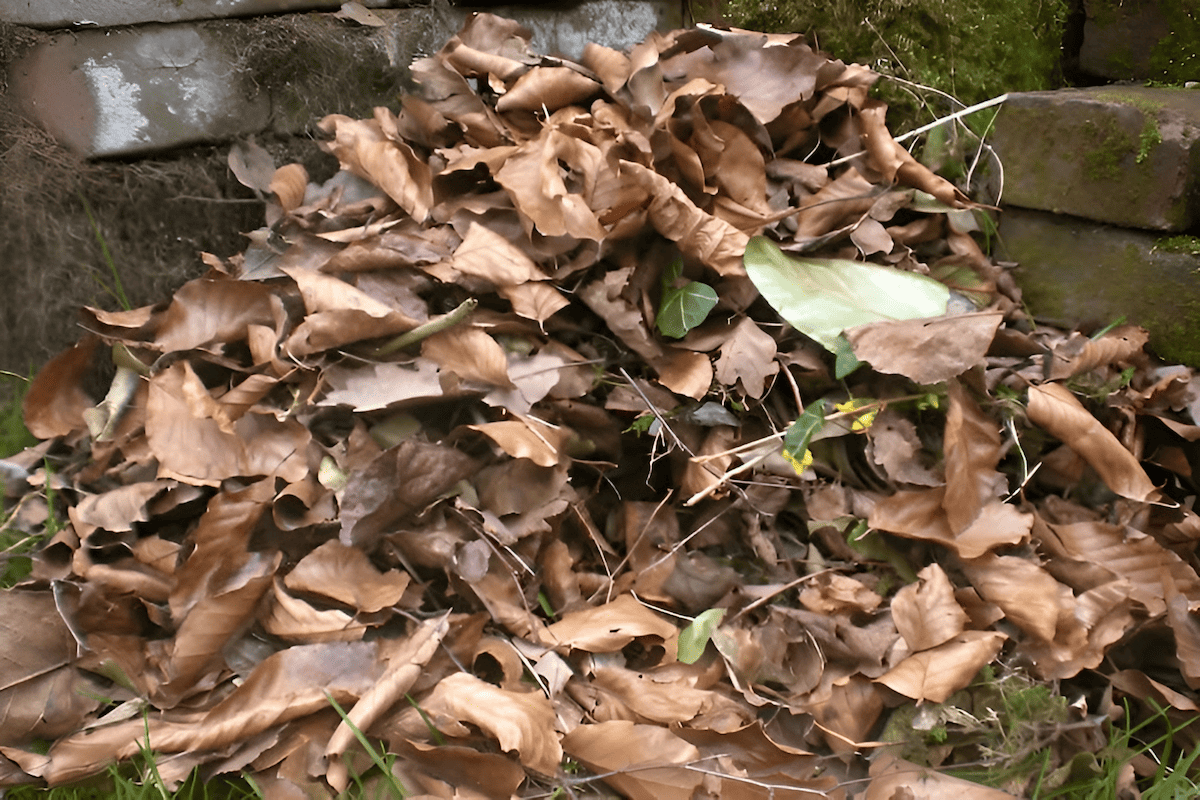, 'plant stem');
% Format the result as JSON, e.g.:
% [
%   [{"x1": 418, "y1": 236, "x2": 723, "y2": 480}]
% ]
[{"x1": 370, "y1": 298, "x2": 477, "y2": 357}]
